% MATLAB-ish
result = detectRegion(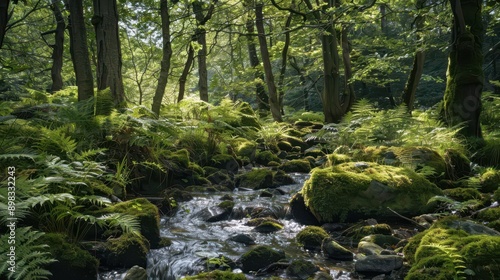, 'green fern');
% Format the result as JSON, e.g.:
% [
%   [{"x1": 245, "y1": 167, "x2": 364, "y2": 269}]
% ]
[
  {"x1": 421, "y1": 243, "x2": 469, "y2": 280},
  {"x1": 0, "y1": 227, "x2": 56, "y2": 280},
  {"x1": 427, "y1": 195, "x2": 480, "y2": 215}
]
